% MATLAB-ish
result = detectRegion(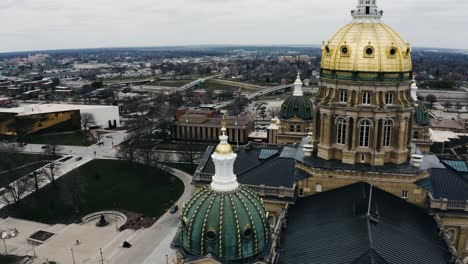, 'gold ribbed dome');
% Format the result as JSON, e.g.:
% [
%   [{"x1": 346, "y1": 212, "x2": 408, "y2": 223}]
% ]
[
  {"x1": 215, "y1": 117, "x2": 233, "y2": 154},
  {"x1": 321, "y1": 21, "x2": 412, "y2": 74},
  {"x1": 215, "y1": 142, "x2": 233, "y2": 154}
]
